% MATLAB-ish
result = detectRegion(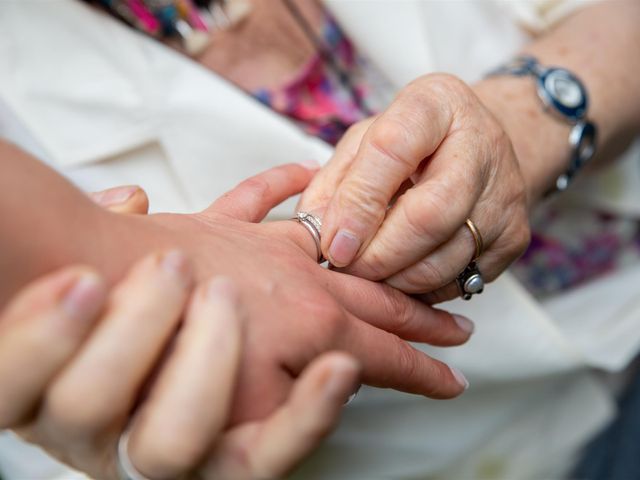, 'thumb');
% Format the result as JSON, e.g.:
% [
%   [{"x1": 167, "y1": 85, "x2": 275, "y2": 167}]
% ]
[
  {"x1": 89, "y1": 186, "x2": 149, "y2": 215},
  {"x1": 206, "y1": 162, "x2": 319, "y2": 222}
]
